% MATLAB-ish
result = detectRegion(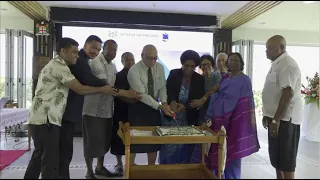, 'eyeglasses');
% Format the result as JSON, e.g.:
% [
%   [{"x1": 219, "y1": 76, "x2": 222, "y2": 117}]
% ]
[{"x1": 146, "y1": 56, "x2": 158, "y2": 61}]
